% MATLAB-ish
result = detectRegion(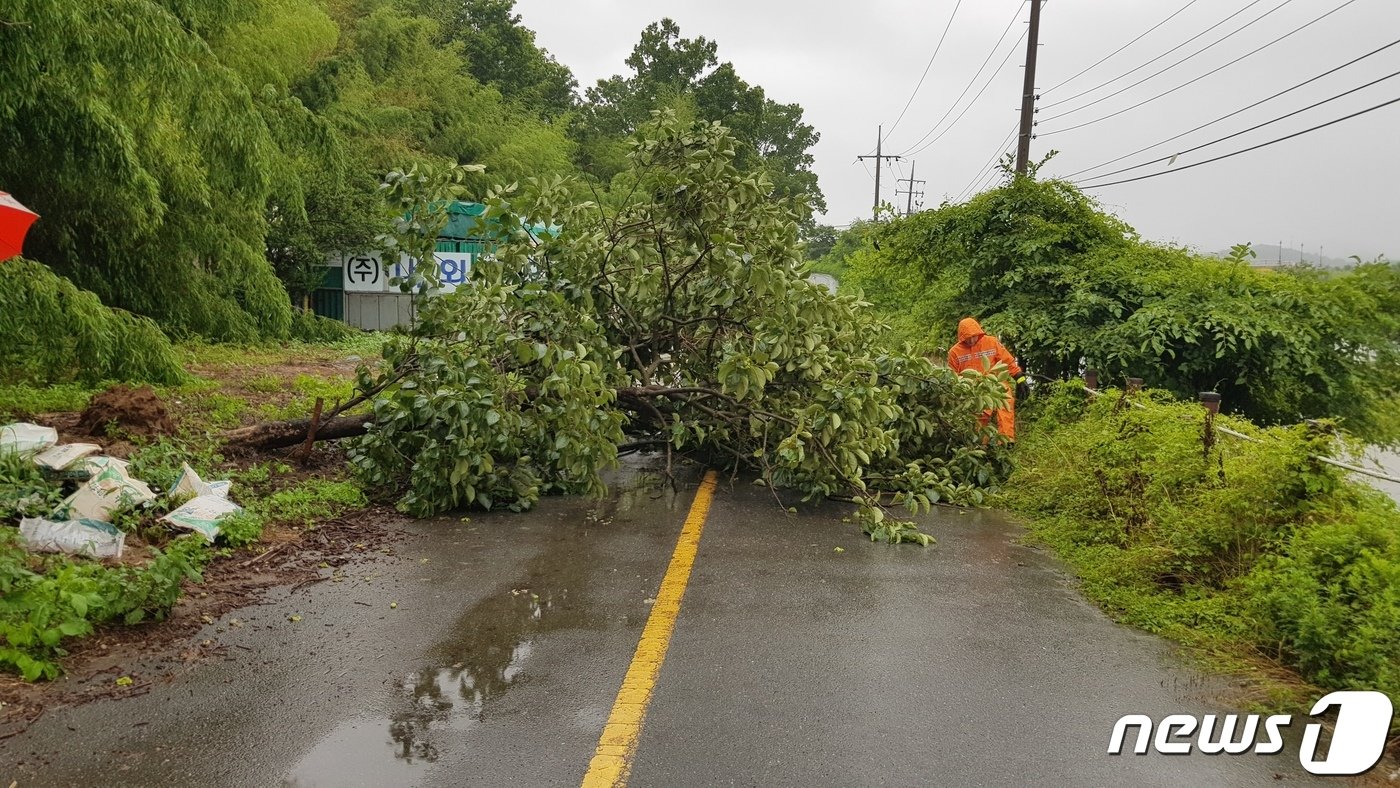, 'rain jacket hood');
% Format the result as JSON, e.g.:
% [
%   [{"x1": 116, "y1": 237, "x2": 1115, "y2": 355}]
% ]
[{"x1": 957, "y1": 317, "x2": 985, "y2": 345}]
